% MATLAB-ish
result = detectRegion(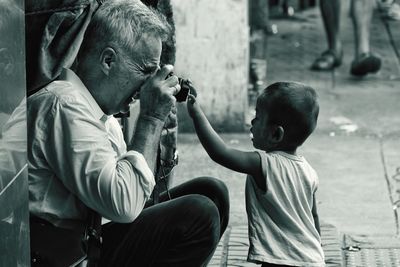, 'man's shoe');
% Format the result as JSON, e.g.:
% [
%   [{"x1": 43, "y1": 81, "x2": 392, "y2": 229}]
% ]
[
  {"x1": 350, "y1": 53, "x2": 381, "y2": 76},
  {"x1": 311, "y1": 50, "x2": 342, "y2": 71}
]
